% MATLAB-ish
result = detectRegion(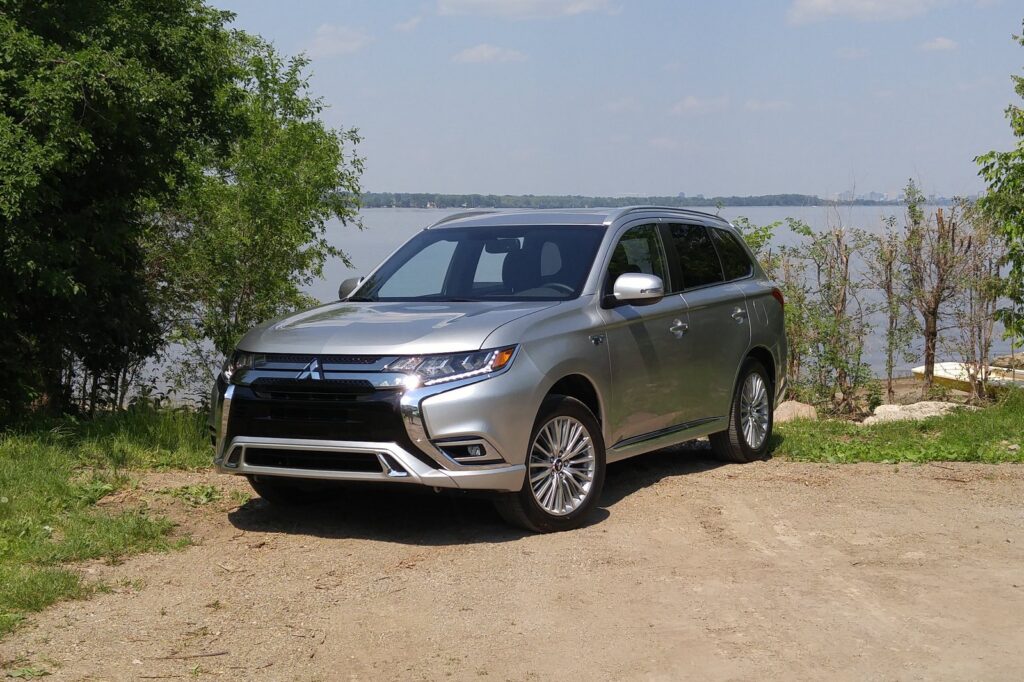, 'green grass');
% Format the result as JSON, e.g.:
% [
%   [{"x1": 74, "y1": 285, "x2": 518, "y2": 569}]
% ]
[
  {"x1": 773, "y1": 389, "x2": 1024, "y2": 463},
  {"x1": 0, "y1": 407, "x2": 208, "y2": 637}
]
